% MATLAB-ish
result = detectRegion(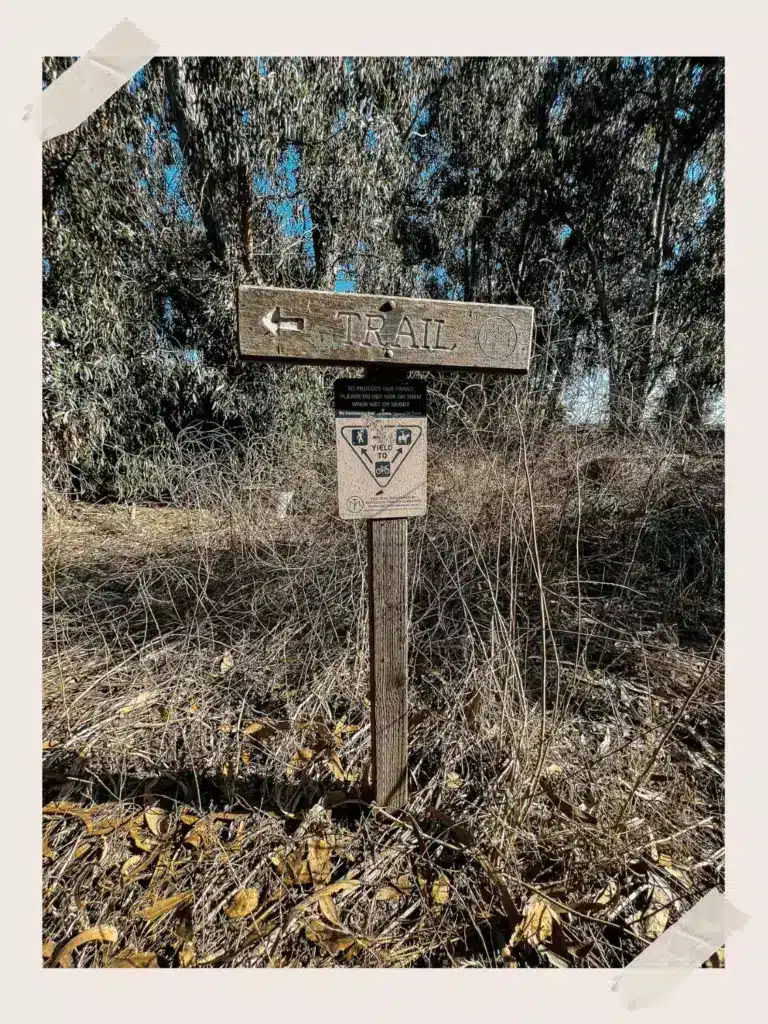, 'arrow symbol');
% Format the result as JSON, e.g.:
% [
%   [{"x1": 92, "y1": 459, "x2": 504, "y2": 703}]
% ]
[
  {"x1": 262, "y1": 306, "x2": 306, "y2": 335},
  {"x1": 361, "y1": 448, "x2": 373, "y2": 463},
  {"x1": 392, "y1": 448, "x2": 403, "y2": 463}
]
